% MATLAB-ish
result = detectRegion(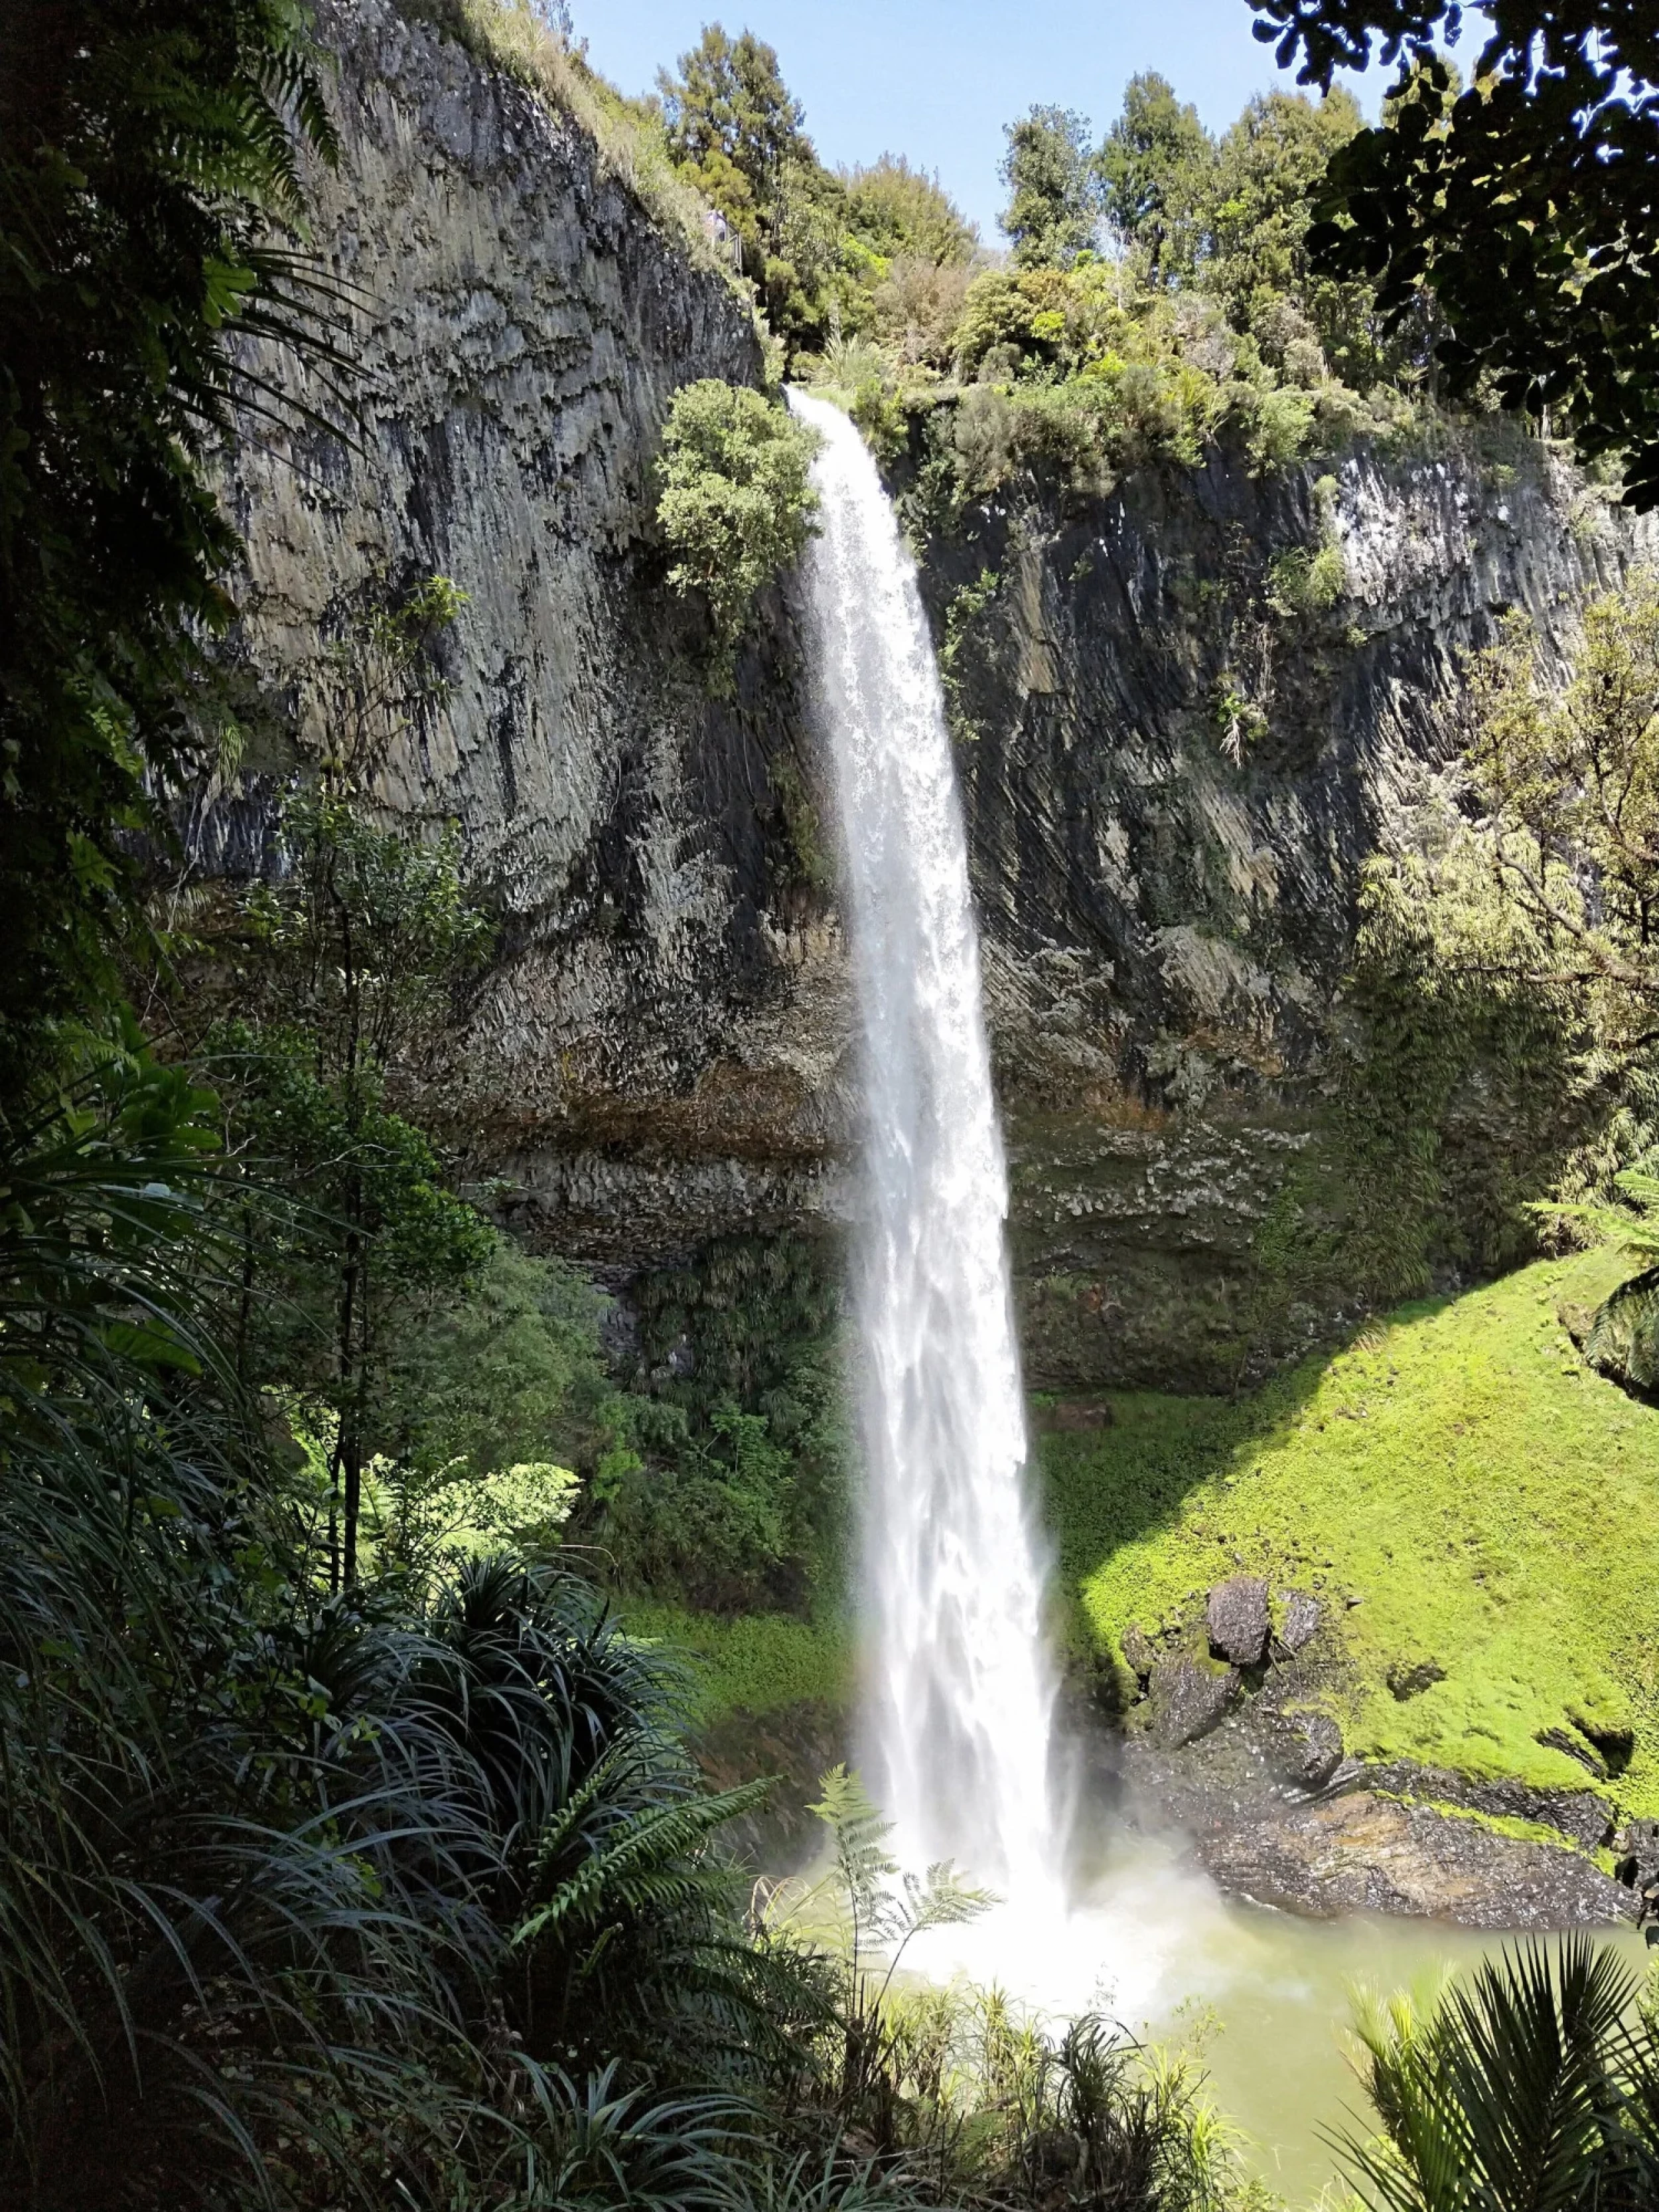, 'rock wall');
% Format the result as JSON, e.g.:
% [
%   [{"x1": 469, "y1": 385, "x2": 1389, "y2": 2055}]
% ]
[
  {"x1": 219, "y1": 3, "x2": 1656, "y2": 1384},
  {"x1": 911, "y1": 439, "x2": 1658, "y2": 1386},
  {"x1": 212, "y1": 0, "x2": 845, "y2": 1269}
]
